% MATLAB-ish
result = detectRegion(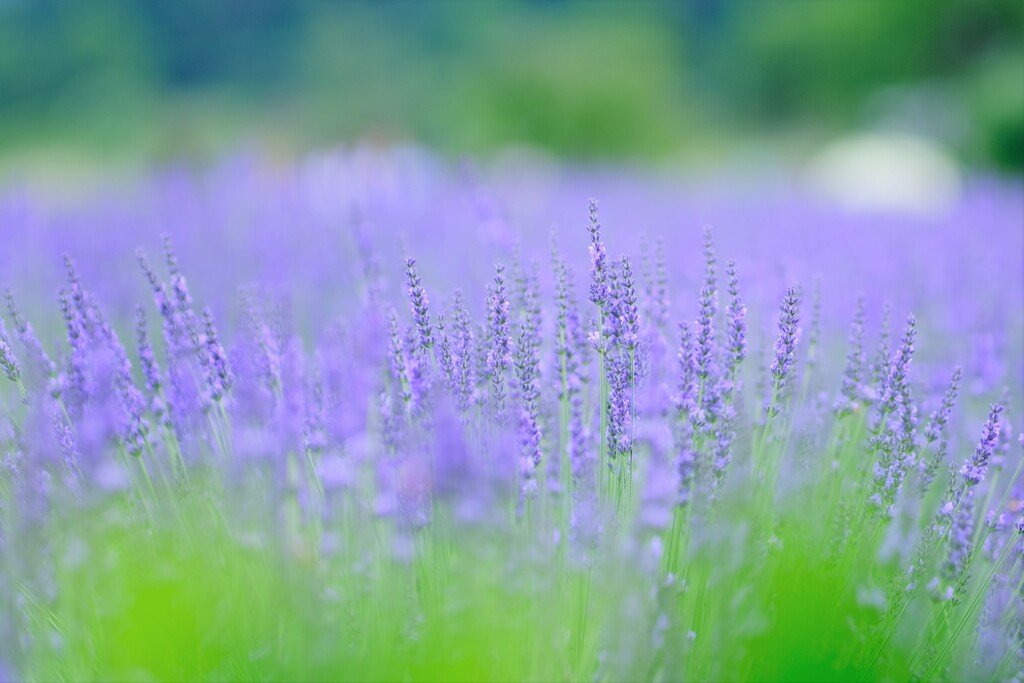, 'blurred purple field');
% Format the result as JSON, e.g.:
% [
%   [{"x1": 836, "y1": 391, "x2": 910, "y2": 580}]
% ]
[
  {"x1": 1, "y1": 148, "x2": 1022, "y2": 681},
  {"x1": 4, "y1": 149, "x2": 1020, "y2": 390}
]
